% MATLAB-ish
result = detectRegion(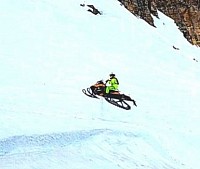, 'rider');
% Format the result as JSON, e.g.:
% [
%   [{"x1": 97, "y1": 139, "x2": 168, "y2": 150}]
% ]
[{"x1": 105, "y1": 73, "x2": 119, "y2": 94}]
